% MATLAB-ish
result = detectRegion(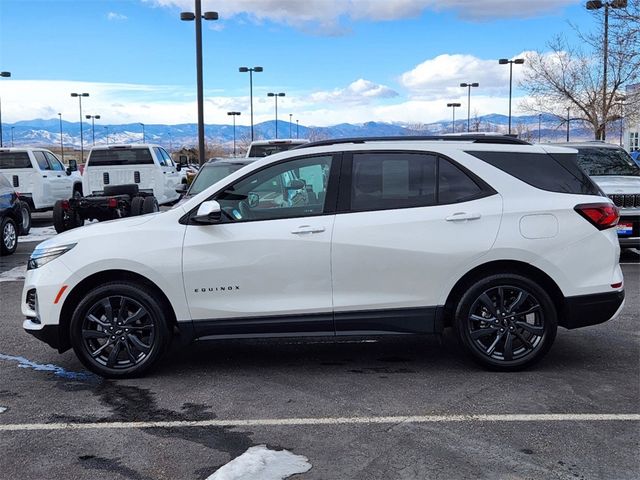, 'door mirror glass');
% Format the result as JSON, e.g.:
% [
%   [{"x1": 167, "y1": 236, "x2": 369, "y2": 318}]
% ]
[
  {"x1": 176, "y1": 163, "x2": 182, "y2": 172},
  {"x1": 193, "y1": 200, "x2": 222, "y2": 224}
]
